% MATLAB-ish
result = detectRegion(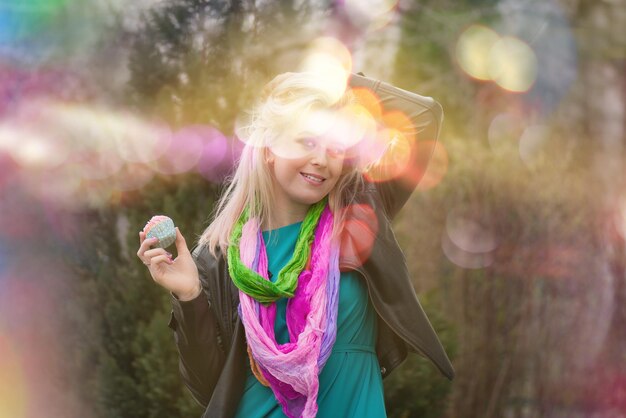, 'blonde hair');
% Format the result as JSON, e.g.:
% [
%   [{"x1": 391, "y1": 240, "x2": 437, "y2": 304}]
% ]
[{"x1": 198, "y1": 72, "x2": 365, "y2": 258}]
